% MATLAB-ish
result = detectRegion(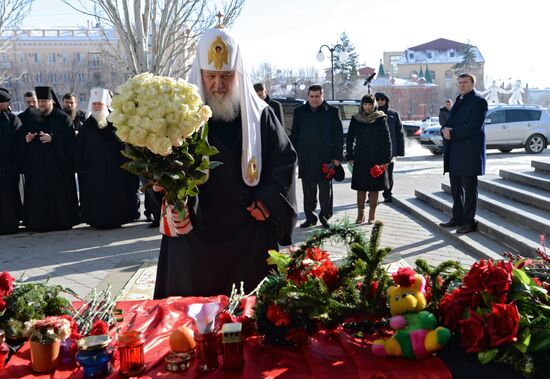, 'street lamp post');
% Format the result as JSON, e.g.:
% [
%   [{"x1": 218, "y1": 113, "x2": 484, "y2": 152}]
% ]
[{"x1": 316, "y1": 44, "x2": 348, "y2": 100}]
